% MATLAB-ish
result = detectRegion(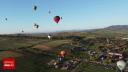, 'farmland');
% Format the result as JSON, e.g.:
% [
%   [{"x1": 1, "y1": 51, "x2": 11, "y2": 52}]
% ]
[{"x1": 0, "y1": 30, "x2": 128, "y2": 72}]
